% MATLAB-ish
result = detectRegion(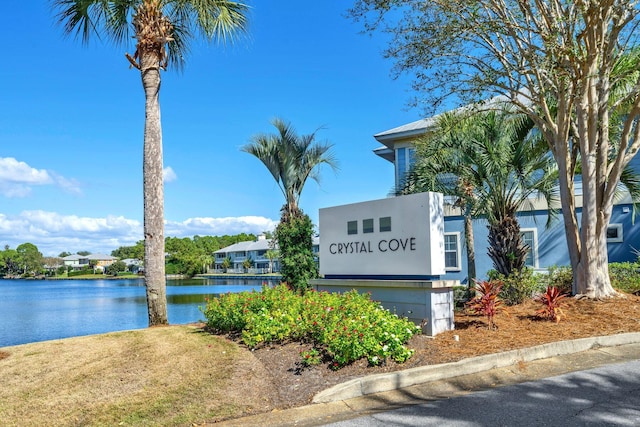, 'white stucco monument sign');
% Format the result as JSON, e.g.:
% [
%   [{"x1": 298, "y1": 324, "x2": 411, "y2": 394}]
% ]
[
  {"x1": 313, "y1": 192, "x2": 457, "y2": 336},
  {"x1": 319, "y1": 192, "x2": 445, "y2": 279}
]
